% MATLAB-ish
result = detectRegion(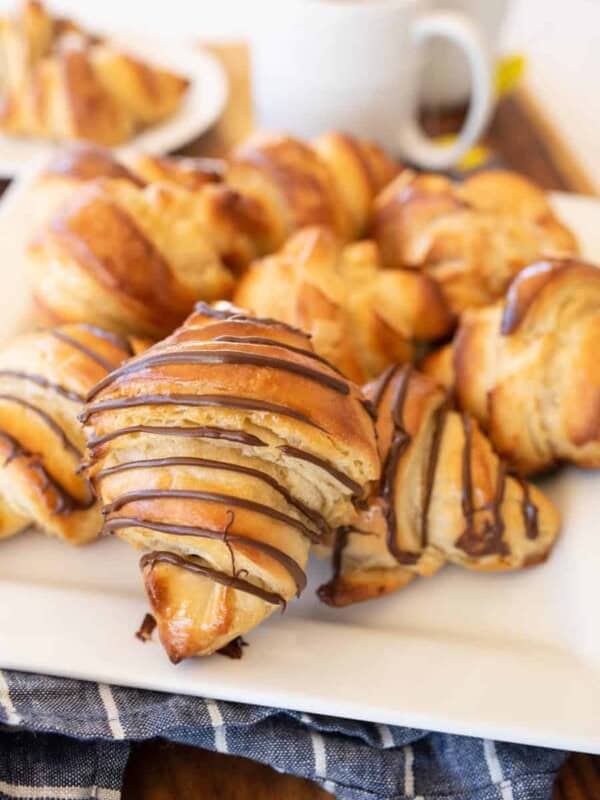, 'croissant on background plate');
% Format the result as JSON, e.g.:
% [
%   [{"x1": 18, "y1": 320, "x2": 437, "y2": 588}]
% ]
[
  {"x1": 318, "y1": 365, "x2": 561, "y2": 607},
  {"x1": 82, "y1": 303, "x2": 378, "y2": 661},
  {"x1": 372, "y1": 169, "x2": 578, "y2": 314},
  {"x1": 26, "y1": 131, "x2": 400, "y2": 337},
  {"x1": 424, "y1": 258, "x2": 600, "y2": 475},
  {"x1": 0, "y1": 0, "x2": 189, "y2": 144},
  {"x1": 235, "y1": 226, "x2": 454, "y2": 383},
  {"x1": 0, "y1": 323, "x2": 146, "y2": 544}
]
